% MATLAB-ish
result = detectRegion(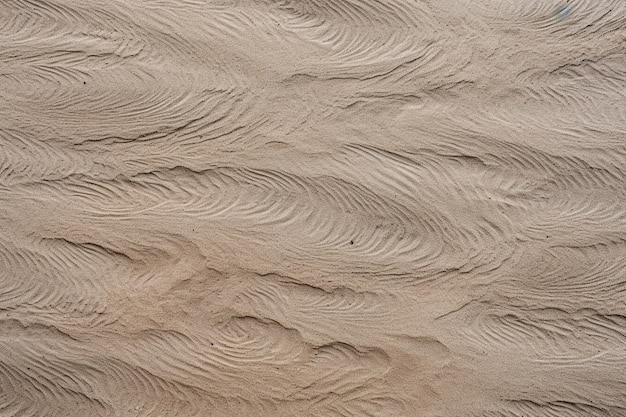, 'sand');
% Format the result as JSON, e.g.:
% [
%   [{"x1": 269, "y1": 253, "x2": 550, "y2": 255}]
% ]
[{"x1": 1, "y1": 0, "x2": 626, "y2": 416}]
